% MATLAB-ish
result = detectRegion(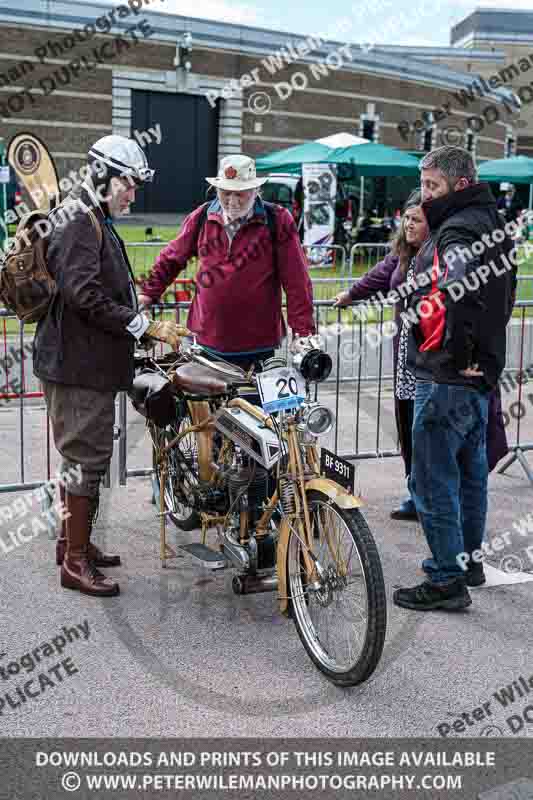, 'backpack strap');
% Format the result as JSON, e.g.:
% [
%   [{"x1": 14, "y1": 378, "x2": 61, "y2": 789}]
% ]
[
  {"x1": 192, "y1": 202, "x2": 210, "y2": 256},
  {"x1": 262, "y1": 200, "x2": 287, "y2": 337},
  {"x1": 431, "y1": 247, "x2": 448, "y2": 289},
  {"x1": 193, "y1": 200, "x2": 278, "y2": 262},
  {"x1": 86, "y1": 208, "x2": 103, "y2": 250},
  {"x1": 262, "y1": 201, "x2": 278, "y2": 275}
]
